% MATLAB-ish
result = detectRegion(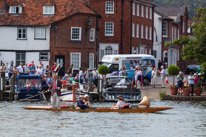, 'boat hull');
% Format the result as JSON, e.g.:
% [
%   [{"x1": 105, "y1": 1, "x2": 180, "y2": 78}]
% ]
[{"x1": 24, "y1": 106, "x2": 172, "y2": 113}]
